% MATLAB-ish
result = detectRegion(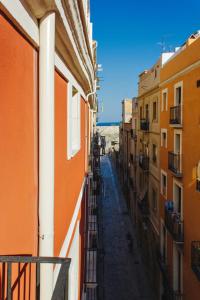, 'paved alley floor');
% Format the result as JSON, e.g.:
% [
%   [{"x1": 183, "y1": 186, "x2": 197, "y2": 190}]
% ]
[{"x1": 99, "y1": 155, "x2": 156, "y2": 300}]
